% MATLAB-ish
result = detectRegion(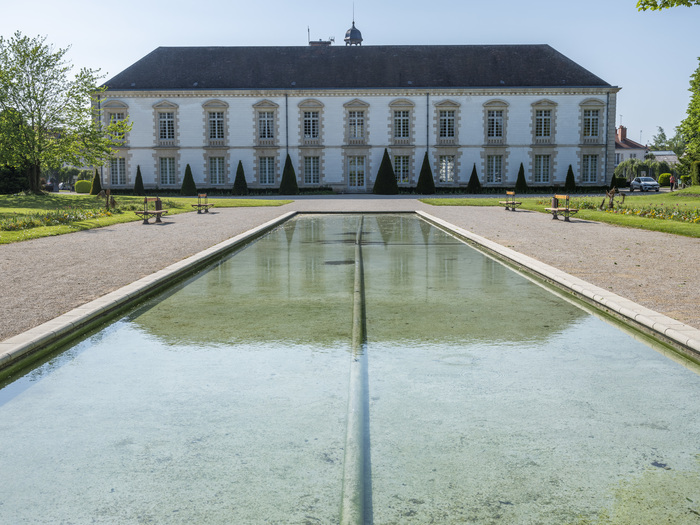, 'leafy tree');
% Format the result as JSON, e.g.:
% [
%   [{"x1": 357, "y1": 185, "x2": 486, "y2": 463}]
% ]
[
  {"x1": 637, "y1": 0, "x2": 700, "y2": 10},
  {"x1": 415, "y1": 152, "x2": 435, "y2": 194},
  {"x1": 565, "y1": 165, "x2": 577, "y2": 193},
  {"x1": 514, "y1": 163, "x2": 528, "y2": 193},
  {"x1": 279, "y1": 154, "x2": 298, "y2": 195},
  {"x1": 134, "y1": 165, "x2": 145, "y2": 196},
  {"x1": 89, "y1": 169, "x2": 102, "y2": 195},
  {"x1": 180, "y1": 164, "x2": 197, "y2": 195},
  {"x1": 0, "y1": 164, "x2": 27, "y2": 194},
  {"x1": 678, "y1": 58, "x2": 700, "y2": 163},
  {"x1": 372, "y1": 148, "x2": 399, "y2": 195},
  {"x1": 650, "y1": 126, "x2": 668, "y2": 150},
  {"x1": 0, "y1": 32, "x2": 130, "y2": 193},
  {"x1": 233, "y1": 160, "x2": 248, "y2": 195},
  {"x1": 466, "y1": 164, "x2": 482, "y2": 194}
]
